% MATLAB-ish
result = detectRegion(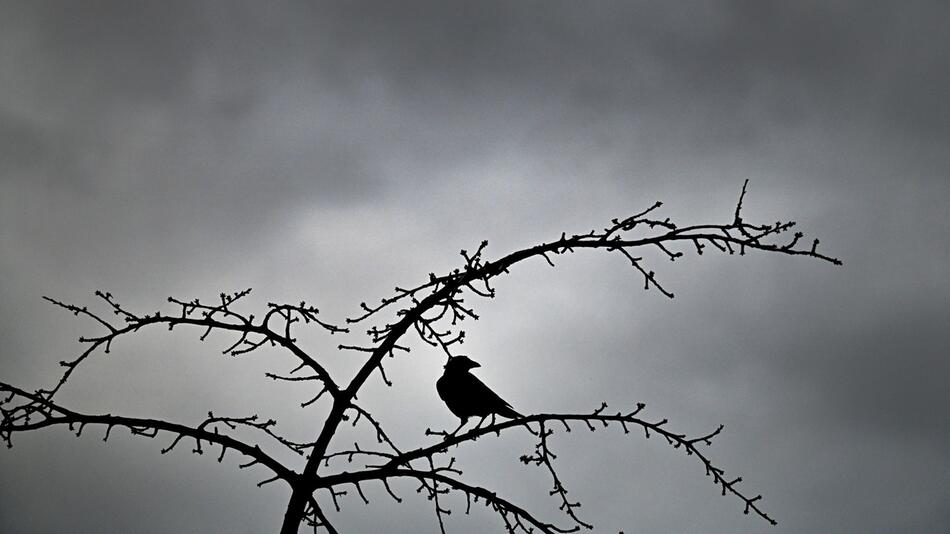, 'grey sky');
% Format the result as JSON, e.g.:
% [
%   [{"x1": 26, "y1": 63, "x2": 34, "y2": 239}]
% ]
[{"x1": 1, "y1": 1, "x2": 948, "y2": 532}]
